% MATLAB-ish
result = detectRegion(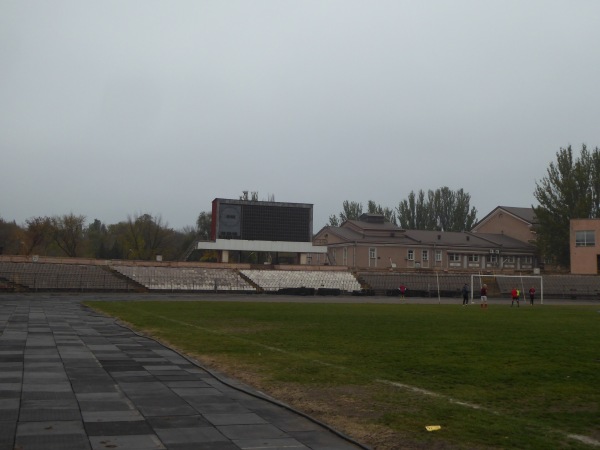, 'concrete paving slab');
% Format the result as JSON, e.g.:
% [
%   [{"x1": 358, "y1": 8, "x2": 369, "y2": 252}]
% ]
[
  {"x1": 218, "y1": 423, "x2": 290, "y2": 440},
  {"x1": 22, "y1": 382, "x2": 73, "y2": 392},
  {"x1": 83, "y1": 419, "x2": 154, "y2": 436},
  {"x1": 16, "y1": 419, "x2": 86, "y2": 436},
  {"x1": 0, "y1": 421, "x2": 16, "y2": 450},
  {"x1": 233, "y1": 437, "x2": 309, "y2": 449},
  {"x1": 0, "y1": 295, "x2": 367, "y2": 450},
  {"x1": 203, "y1": 412, "x2": 268, "y2": 426},
  {"x1": 0, "y1": 407, "x2": 19, "y2": 422},
  {"x1": 0, "y1": 382, "x2": 21, "y2": 393},
  {"x1": 89, "y1": 434, "x2": 165, "y2": 450},
  {"x1": 82, "y1": 410, "x2": 145, "y2": 423},
  {"x1": 146, "y1": 414, "x2": 211, "y2": 429},
  {"x1": 171, "y1": 386, "x2": 222, "y2": 397},
  {"x1": 15, "y1": 433, "x2": 91, "y2": 450},
  {"x1": 19, "y1": 408, "x2": 83, "y2": 422},
  {"x1": 155, "y1": 426, "x2": 229, "y2": 445}
]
